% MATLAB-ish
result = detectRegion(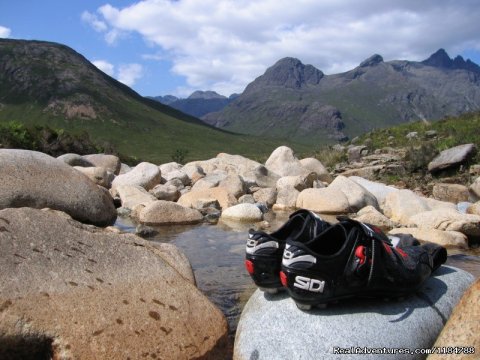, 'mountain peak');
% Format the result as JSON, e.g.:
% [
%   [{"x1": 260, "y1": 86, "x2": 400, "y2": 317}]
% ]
[
  {"x1": 422, "y1": 48, "x2": 453, "y2": 68},
  {"x1": 422, "y1": 48, "x2": 480, "y2": 74},
  {"x1": 359, "y1": 54, "x2": 384, "y2": 67},
  {"x1": 254, "y1": 57, "x2": 324, "y2": 89},
  {"x1": 188, "y1": 90, "x2": 226, "y2": 100}
]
